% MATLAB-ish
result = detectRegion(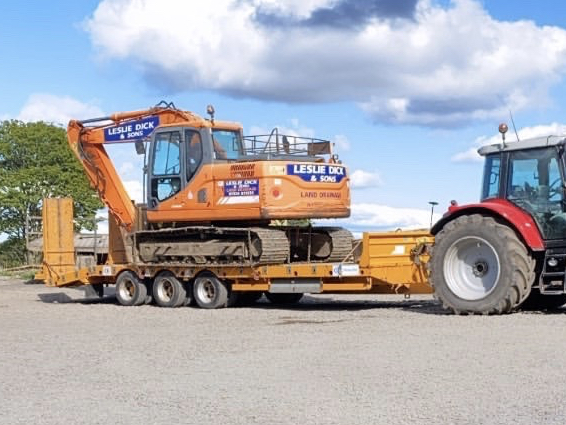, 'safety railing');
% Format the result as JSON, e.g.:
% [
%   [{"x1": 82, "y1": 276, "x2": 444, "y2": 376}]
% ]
[{"x1": 243, "y1": 128, "x2": 332, "y2": 158}]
